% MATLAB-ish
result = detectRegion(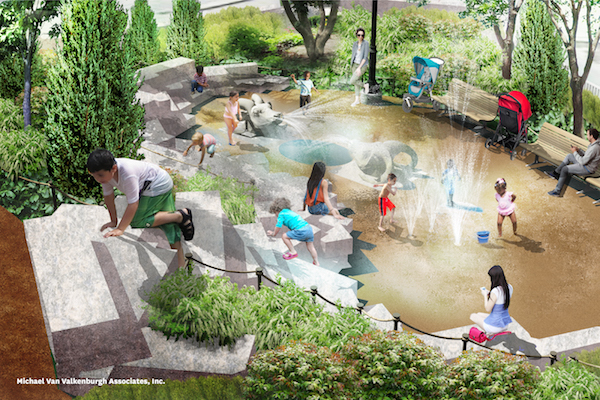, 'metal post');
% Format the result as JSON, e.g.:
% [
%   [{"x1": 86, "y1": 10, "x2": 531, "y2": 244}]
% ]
[
  {"x1": 255, "y1": 267, "x2": 263, "y2": 290},
  {"x1": 550, "y1": 351, "x2": 558, "y2": 365},
  {"x1": 392, "y1": 313, "x2": 400, "y2": 331},
  {"x1": 49, "y1": 180, "x2": 58, "y2": 211},
  {"x1": 462, "y1": 333, "x2": 470, "y2": 352},
  {"x1": 310, "y1": 285, "x2": 318, "y2": 303},
  {"x1": 357, "y1": 302, "x2": 364, "y2": 314},
  {"x1": 185, "y1": 253, "x2": 193, "y2": 274},
  {"x1": 367, "y1": 0, "x2": 379, "y2": 91}
]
